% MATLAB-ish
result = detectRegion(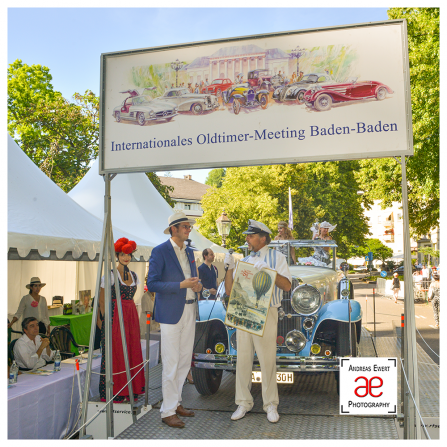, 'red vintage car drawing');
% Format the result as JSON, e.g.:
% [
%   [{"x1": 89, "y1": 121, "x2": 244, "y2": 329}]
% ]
[
  {"x1": 303, "y1": 77, "x2": 394, "y2": 111},
  {"x1": 205, "y1": 78, "x2": 233, "y2": 96}
]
